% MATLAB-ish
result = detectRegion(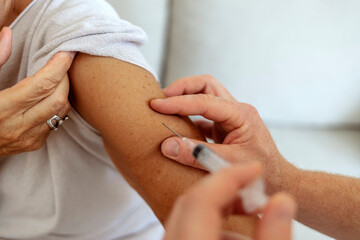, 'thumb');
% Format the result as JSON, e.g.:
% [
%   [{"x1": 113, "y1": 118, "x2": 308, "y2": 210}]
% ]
[
  {"x1": 0, "y1": 27, "x2": 13, "y2": 68},
  {"x1": 31, "y1": 51, "x2": 75, "y2": 97},
  {"x1": 161, "y1": 136, "x2": 238, "y2": 171},
  {"x1": 255, "y1": 193, "x2": 296, "y2": 240},
  {"x1": 14, "y1": 51, "x2": 75, "y2": 104}
]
